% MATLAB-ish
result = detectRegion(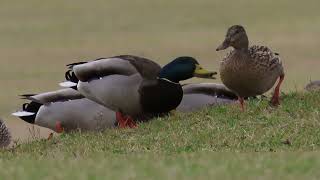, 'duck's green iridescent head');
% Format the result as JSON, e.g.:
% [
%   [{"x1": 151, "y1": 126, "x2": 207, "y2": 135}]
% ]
[
  {"x1": 216, "y1": 25, "x2": 249, "y2": 51},
  {"x1": 158, "y1": 56, "x2": 216, "y2": 83}
]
